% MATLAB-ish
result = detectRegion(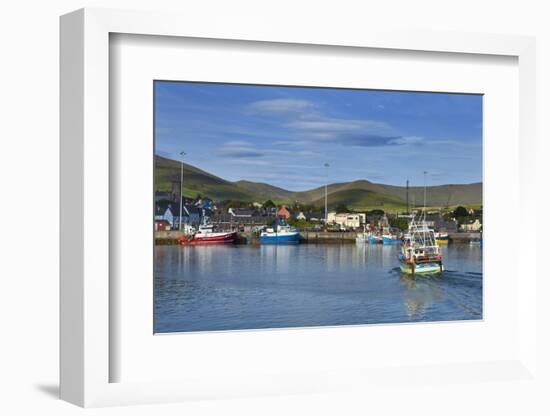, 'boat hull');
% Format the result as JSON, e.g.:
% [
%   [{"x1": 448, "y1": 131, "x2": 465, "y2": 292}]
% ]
[
  {"x1": 382, "y1": 236, "x2": 401, "y2": 245},
  {"x1": 400, "y1": 261, "x2": 443, "y2": 274},
  {"x1": 179, "y1": 231, "x2": 238, "y2": 245},
  {"x1": 368, "y1": 236, "x2": 382, "y2": 244},
  {"x1": 259, "y1": 232, "x2": 300, "y2": 244}
]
